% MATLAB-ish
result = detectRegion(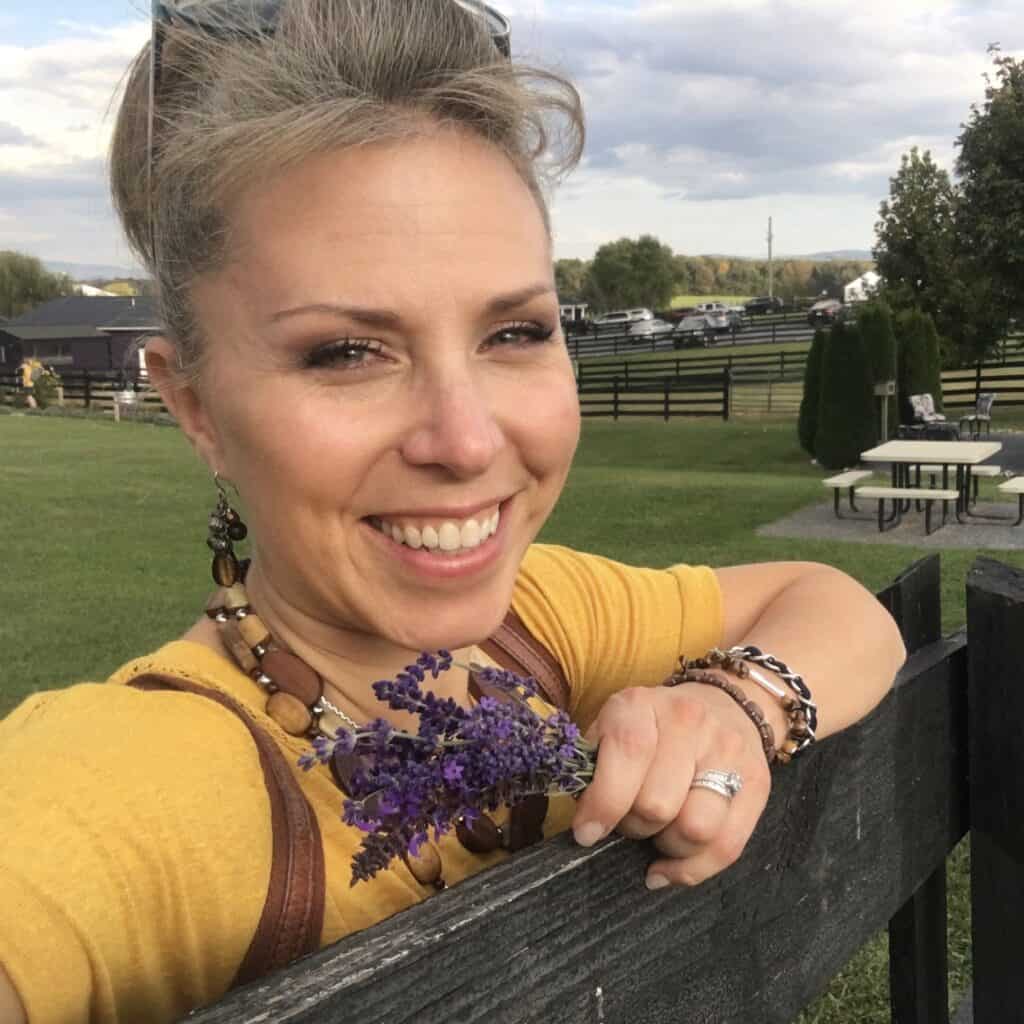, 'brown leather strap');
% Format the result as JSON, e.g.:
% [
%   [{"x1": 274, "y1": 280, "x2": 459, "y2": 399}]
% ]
[
  {"x1": 479, "y1": 610, "x2": 571, "y2": 712},
  {"x1": 127, "y1": 673, "x2": 325, "y2": 987}
]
